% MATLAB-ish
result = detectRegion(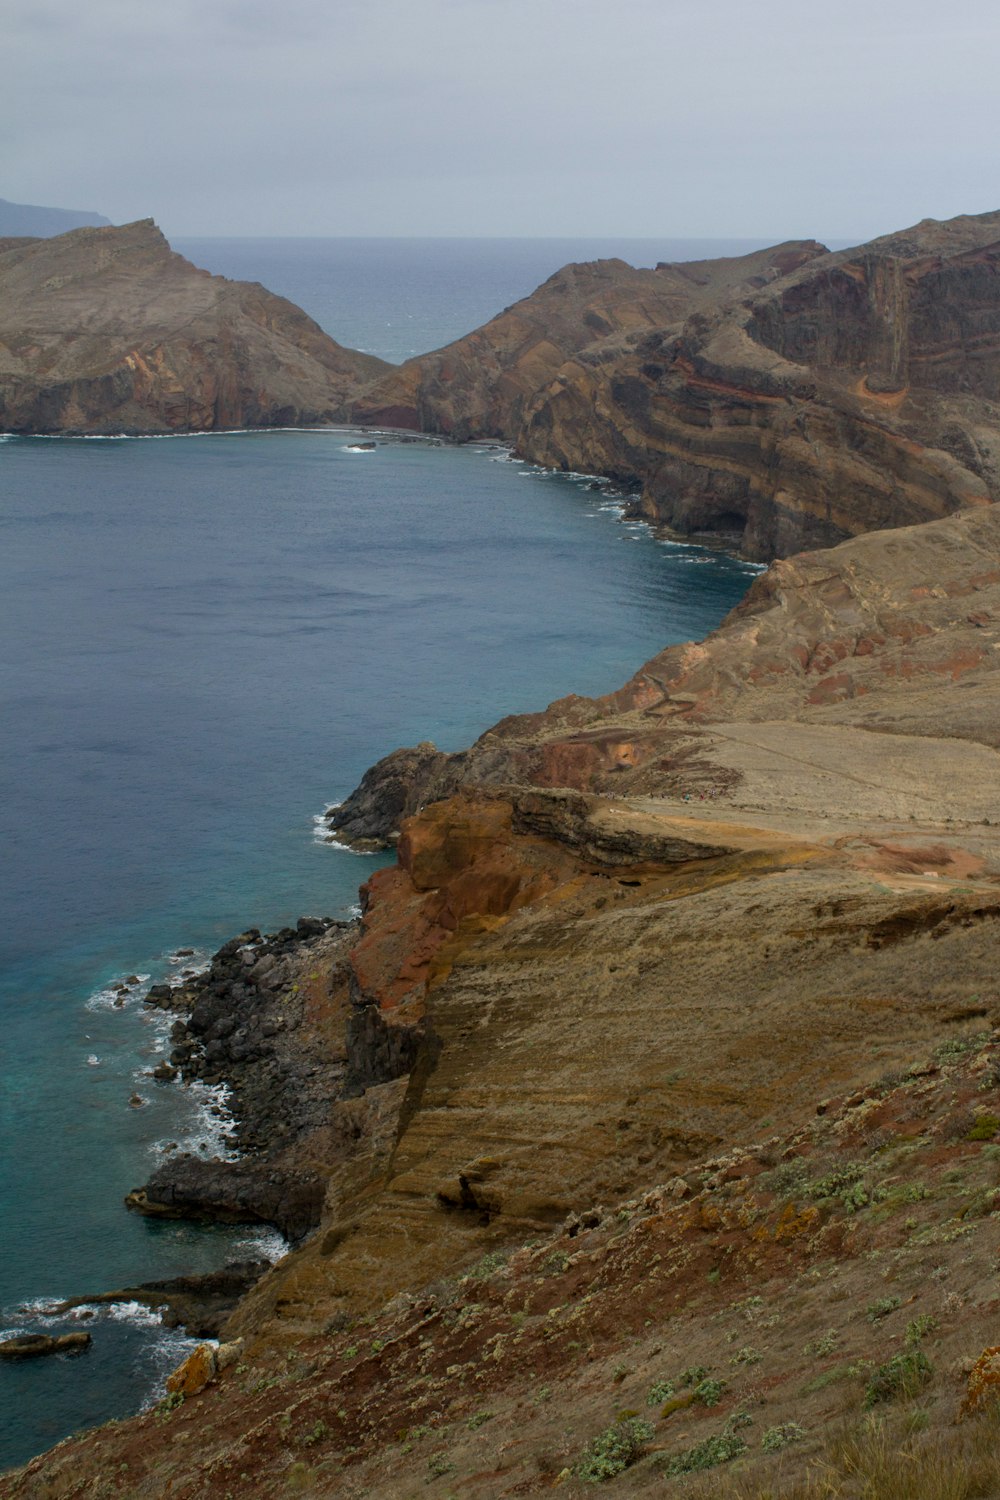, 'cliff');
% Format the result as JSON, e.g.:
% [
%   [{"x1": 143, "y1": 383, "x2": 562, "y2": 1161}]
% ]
[
  {"x1": 0, "y1": 220, "x2": 390, "y2": 433},
  {"x1": 356, "y1": 210, "x2": 1000, "y2": 561}
]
